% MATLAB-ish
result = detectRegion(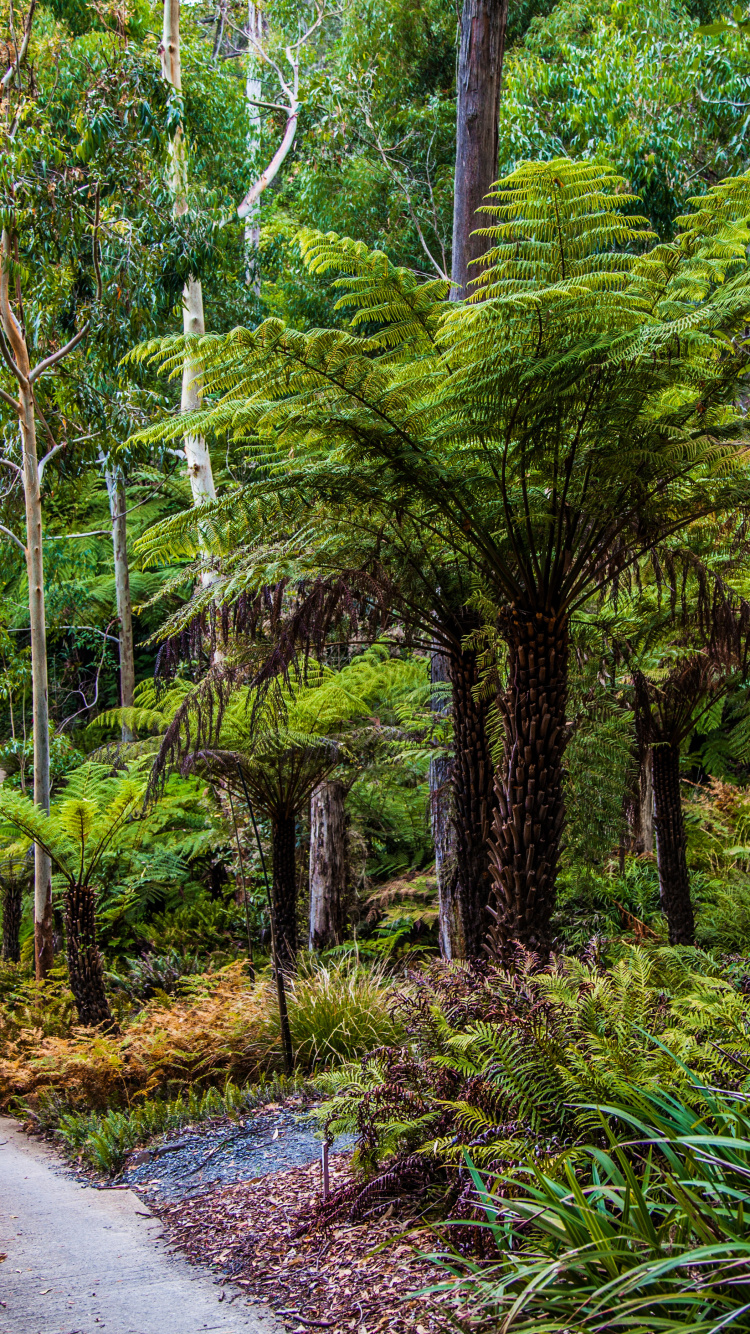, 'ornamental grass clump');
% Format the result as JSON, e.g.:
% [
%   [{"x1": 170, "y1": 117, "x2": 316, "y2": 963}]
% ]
[
  {"x1": 436, "y1": 1079, "x2": 750, "y2": 1333},
  {"x1": 282, "y1": 954, "x2": 403, "y2": 1068}
]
